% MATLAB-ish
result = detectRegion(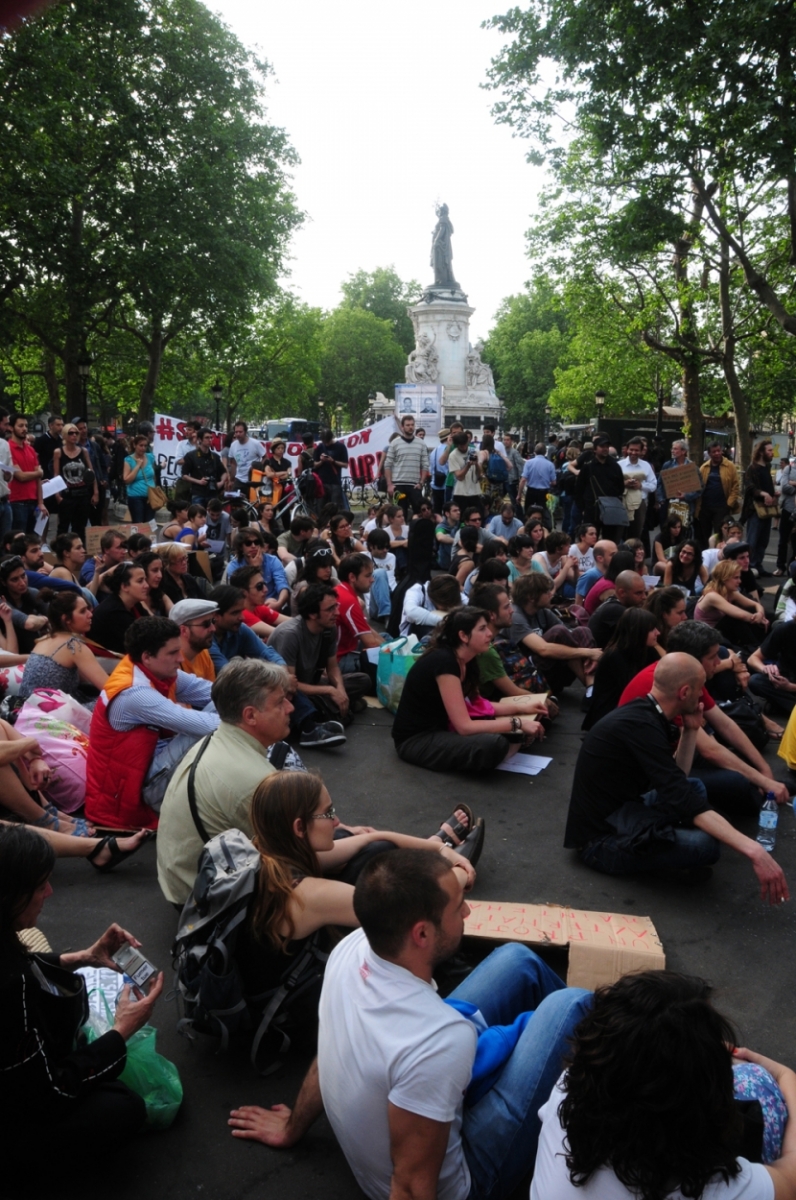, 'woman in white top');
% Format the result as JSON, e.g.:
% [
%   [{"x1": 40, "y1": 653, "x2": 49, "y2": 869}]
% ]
[{"x1": 532, "y1": 969, "x2": 795, "y2": 1200}]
